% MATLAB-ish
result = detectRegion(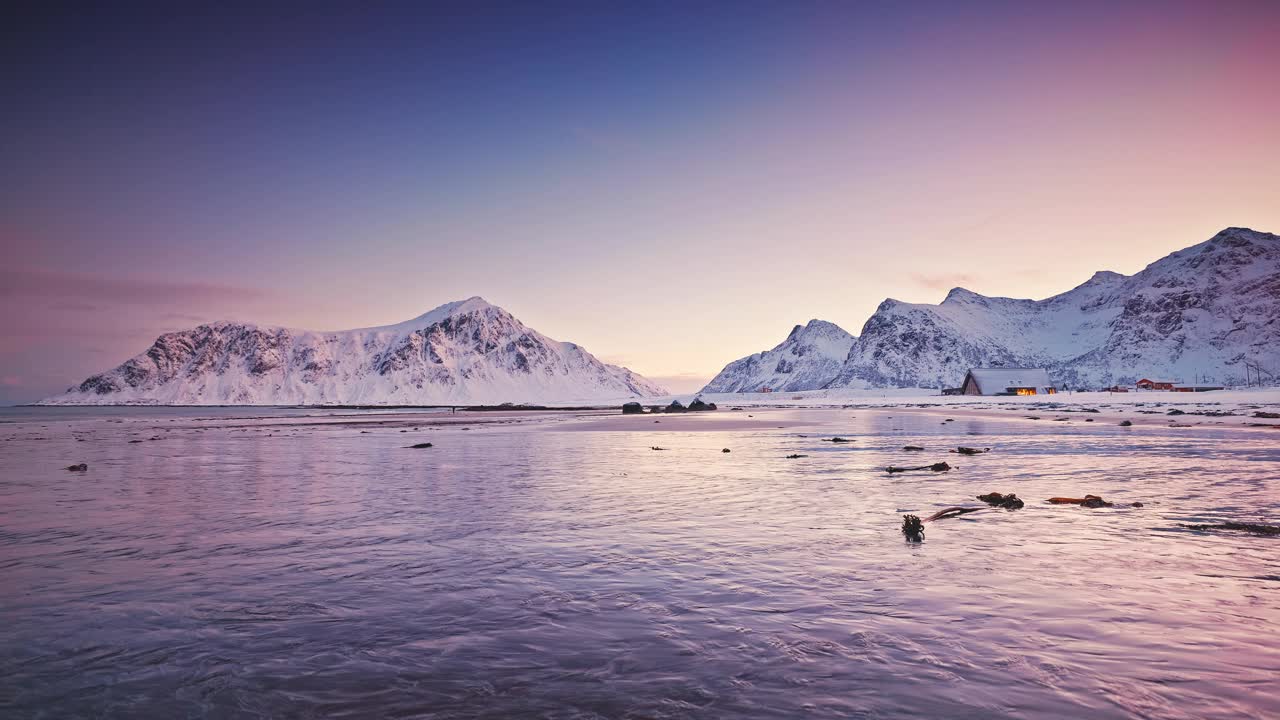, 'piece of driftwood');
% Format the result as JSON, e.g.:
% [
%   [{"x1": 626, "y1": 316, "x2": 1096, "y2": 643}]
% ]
[
  {"x1": 923, "y1": 506, "x2": 984, "y2": 522},
  {"x1": 1181, "y1": 522, "x2": 1279, "y2": 536},
  {"x1": 886, "y1": 462, "x2": 951, "y2": 474}
]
